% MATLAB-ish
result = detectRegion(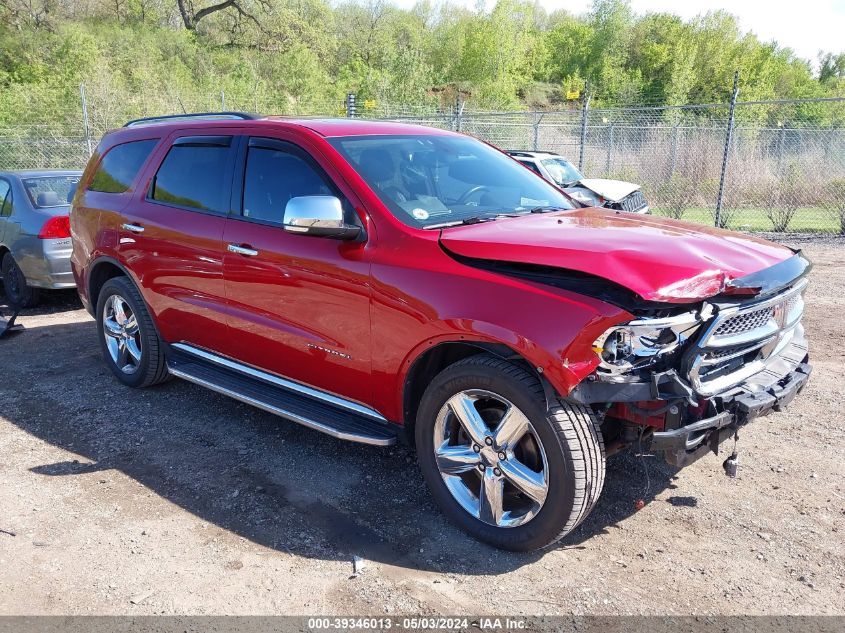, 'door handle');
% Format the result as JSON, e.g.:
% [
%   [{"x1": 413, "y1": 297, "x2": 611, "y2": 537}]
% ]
[
  {"x1": 227, "y1": 244, "x2": 259, "y2": 257},
  {"x1": 121, "y1": 223, "x2": 145, "y2": 233}
]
